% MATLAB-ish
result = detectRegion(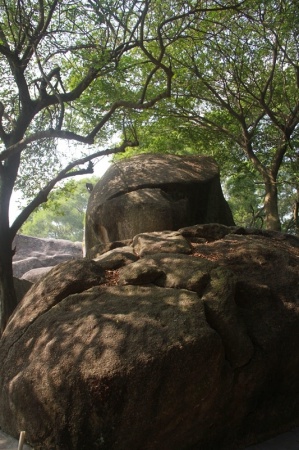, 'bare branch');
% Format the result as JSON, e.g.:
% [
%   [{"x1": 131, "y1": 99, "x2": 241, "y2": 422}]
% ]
[
  {"x1": 34, "y1": 47, "x2": 65, "y2": 129},
  {"x1": 21, "y1": 0, "x2": 60, "y2": 66},
  {"x1": 191, "y1": 59, "x2": 243, "y2": 123},
  {"x1": 0, "y1": 24, "x2": 12, "y2": 56},
  {"x1": 0, "y1": 129, "x2": 92, "y2": 162}
]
